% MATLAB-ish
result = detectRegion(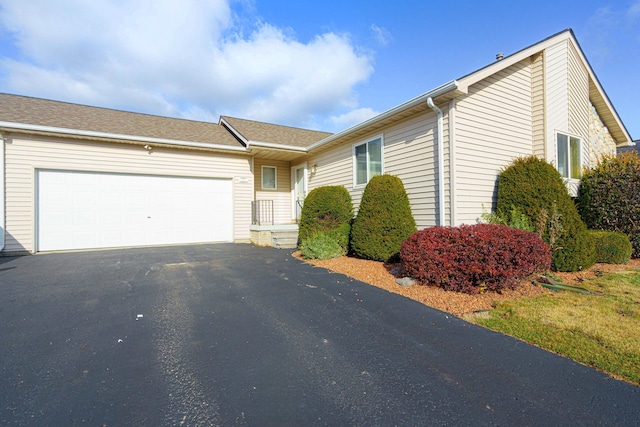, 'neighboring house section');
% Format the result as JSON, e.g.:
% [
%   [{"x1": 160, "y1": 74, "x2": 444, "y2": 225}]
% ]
[
  {"x1": 0, "y1": 29, "x2": 633, "y2": 254},
  {"x1": 617, "y1": 140, "x2": 639, "y2": 155}
]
